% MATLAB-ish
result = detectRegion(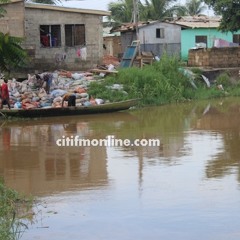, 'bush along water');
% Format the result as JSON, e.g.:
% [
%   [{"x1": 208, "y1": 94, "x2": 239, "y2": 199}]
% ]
[
  {"x1": 88, "y1": 54, "x2": 233, "y2": 106},
  {"x1": 0, "y1": 179, "x2": 33, "y2": 240}
]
